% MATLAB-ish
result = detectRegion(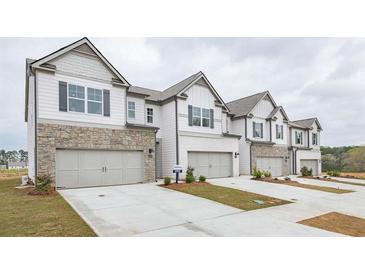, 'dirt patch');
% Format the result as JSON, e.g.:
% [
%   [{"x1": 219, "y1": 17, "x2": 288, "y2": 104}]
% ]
[
  {"x1": 298, "y1": 212, "x2": 365, "y2": 237},
  {"x1": 253, "y1": 177, "x2": 353, "y2": 194},
  {"x1": 300, "y1": 176, "x2": 365, "y2": 187}
]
